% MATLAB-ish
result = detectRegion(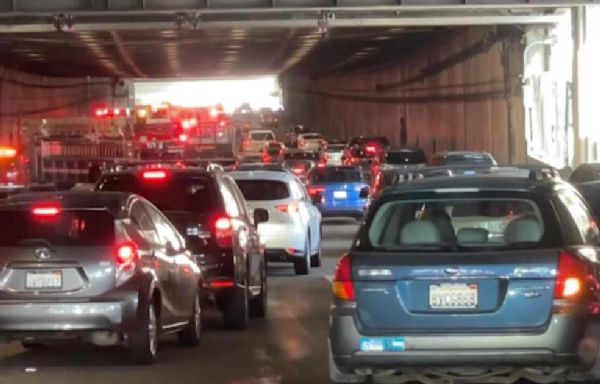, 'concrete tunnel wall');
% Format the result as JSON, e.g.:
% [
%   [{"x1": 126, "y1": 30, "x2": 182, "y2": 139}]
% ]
[
  {"x1": 281, "y1": 26, "x2": 527, "y2": 165},
  {"x1": 0, "y1": 67, "x2": 115, "y2": 144}
]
